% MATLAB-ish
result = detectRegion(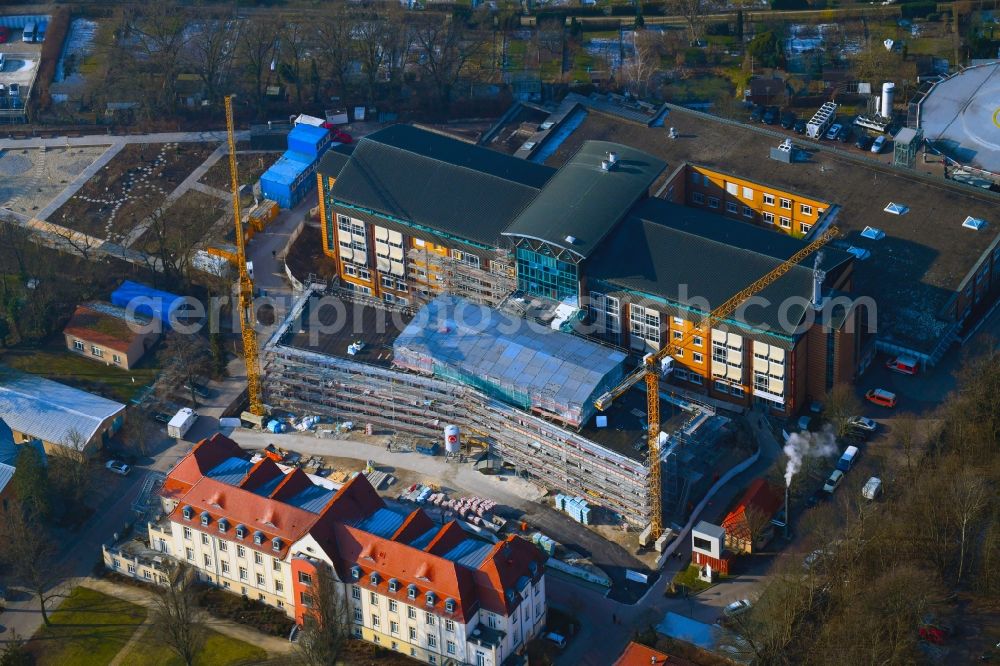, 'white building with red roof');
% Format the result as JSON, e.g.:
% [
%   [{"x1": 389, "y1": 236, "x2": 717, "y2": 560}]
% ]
[{"x1": 106, "y1": 433, "x2": 546, "y2": 666}]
